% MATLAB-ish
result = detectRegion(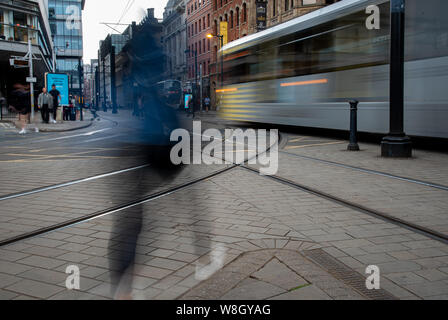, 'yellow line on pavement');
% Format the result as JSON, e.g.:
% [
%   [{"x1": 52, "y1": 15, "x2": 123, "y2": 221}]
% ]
[
  {"x1": 288, "y1": 137, "x2": 306, "y2": 143},
  {"x1": 284, "y1": 141, "x2": 345, "y2": 150}
]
